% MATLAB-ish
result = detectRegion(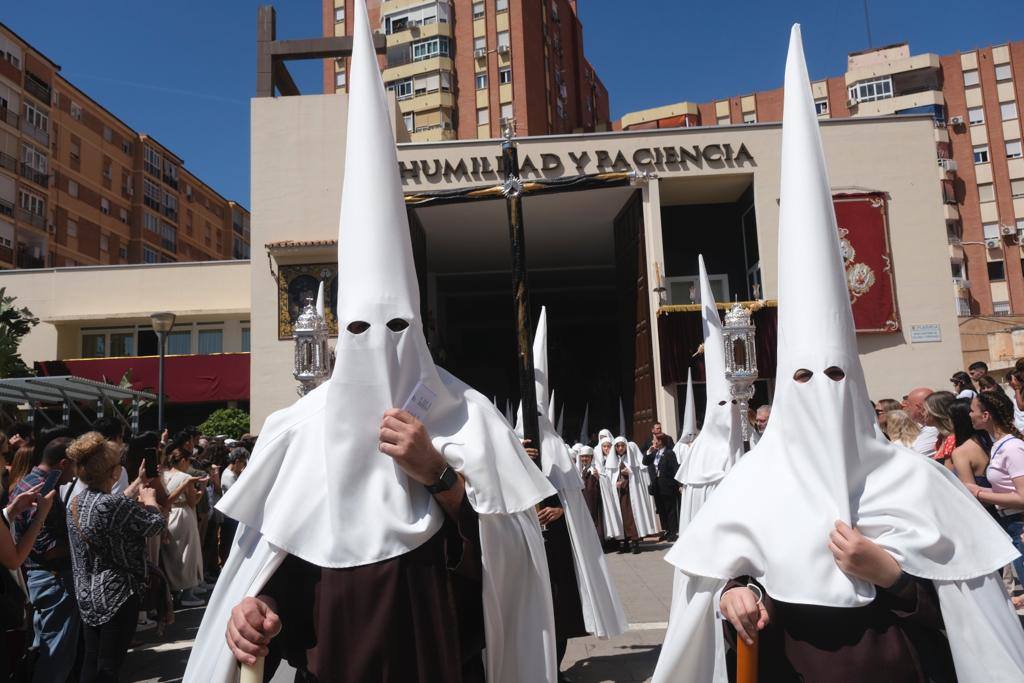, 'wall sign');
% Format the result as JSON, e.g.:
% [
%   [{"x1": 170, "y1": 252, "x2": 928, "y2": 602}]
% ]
[{"x1": 910, "y1": 324, "x2": 942, "y2": 343}]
